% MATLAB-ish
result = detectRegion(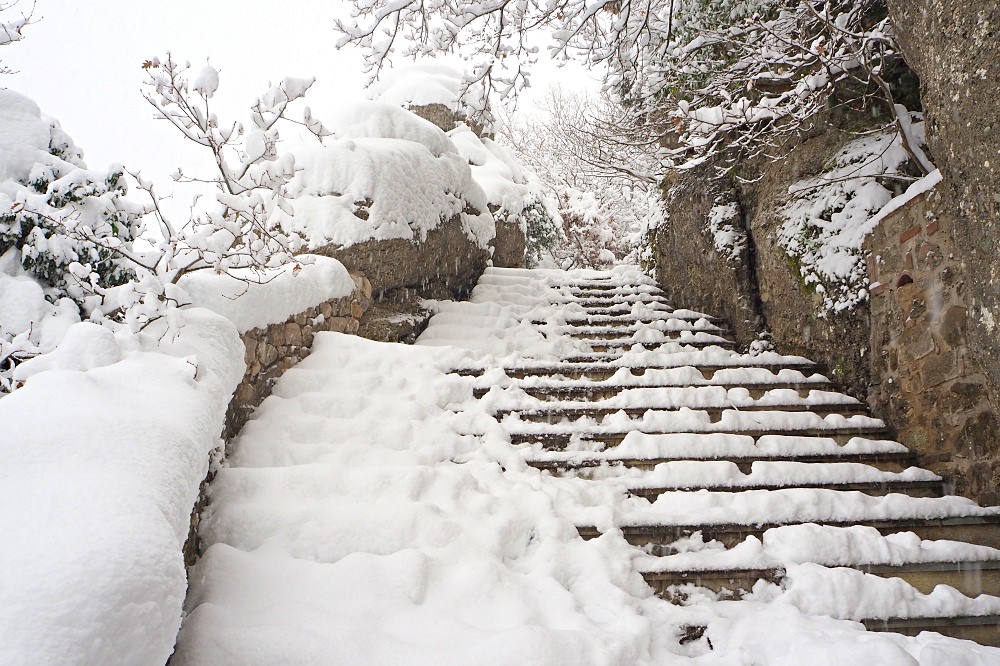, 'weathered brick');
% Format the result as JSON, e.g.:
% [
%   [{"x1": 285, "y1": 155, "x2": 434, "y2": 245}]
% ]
[
  {"x1": 899, "y1": 324, "x2": 936, "y2": 363},
  {"x1": 900, "y1": 225, "x2": 922, "y2": 243}
]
